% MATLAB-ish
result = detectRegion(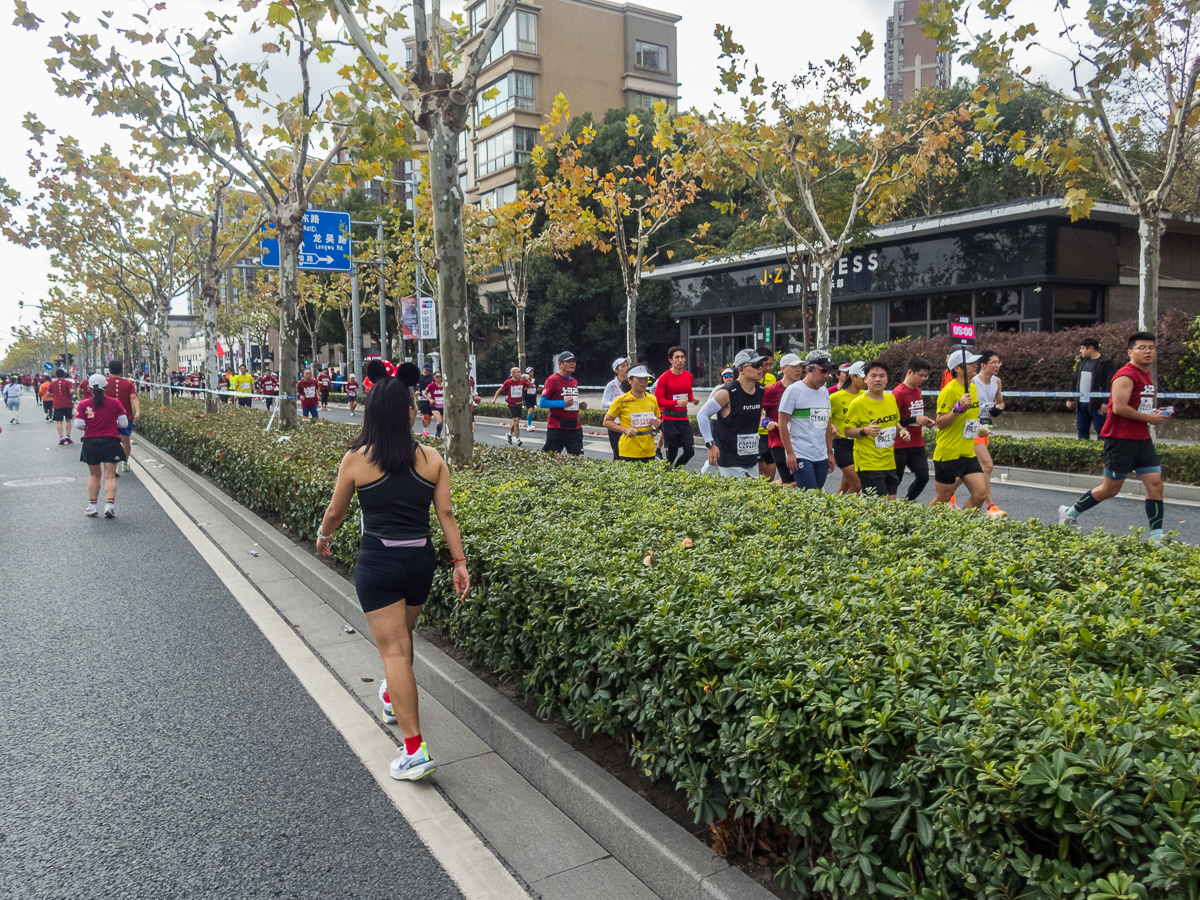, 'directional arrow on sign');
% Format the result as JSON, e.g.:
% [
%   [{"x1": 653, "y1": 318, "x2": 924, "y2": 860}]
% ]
[{"x1": 301, "y1": 254, "x2": 334, "y2": 265}]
